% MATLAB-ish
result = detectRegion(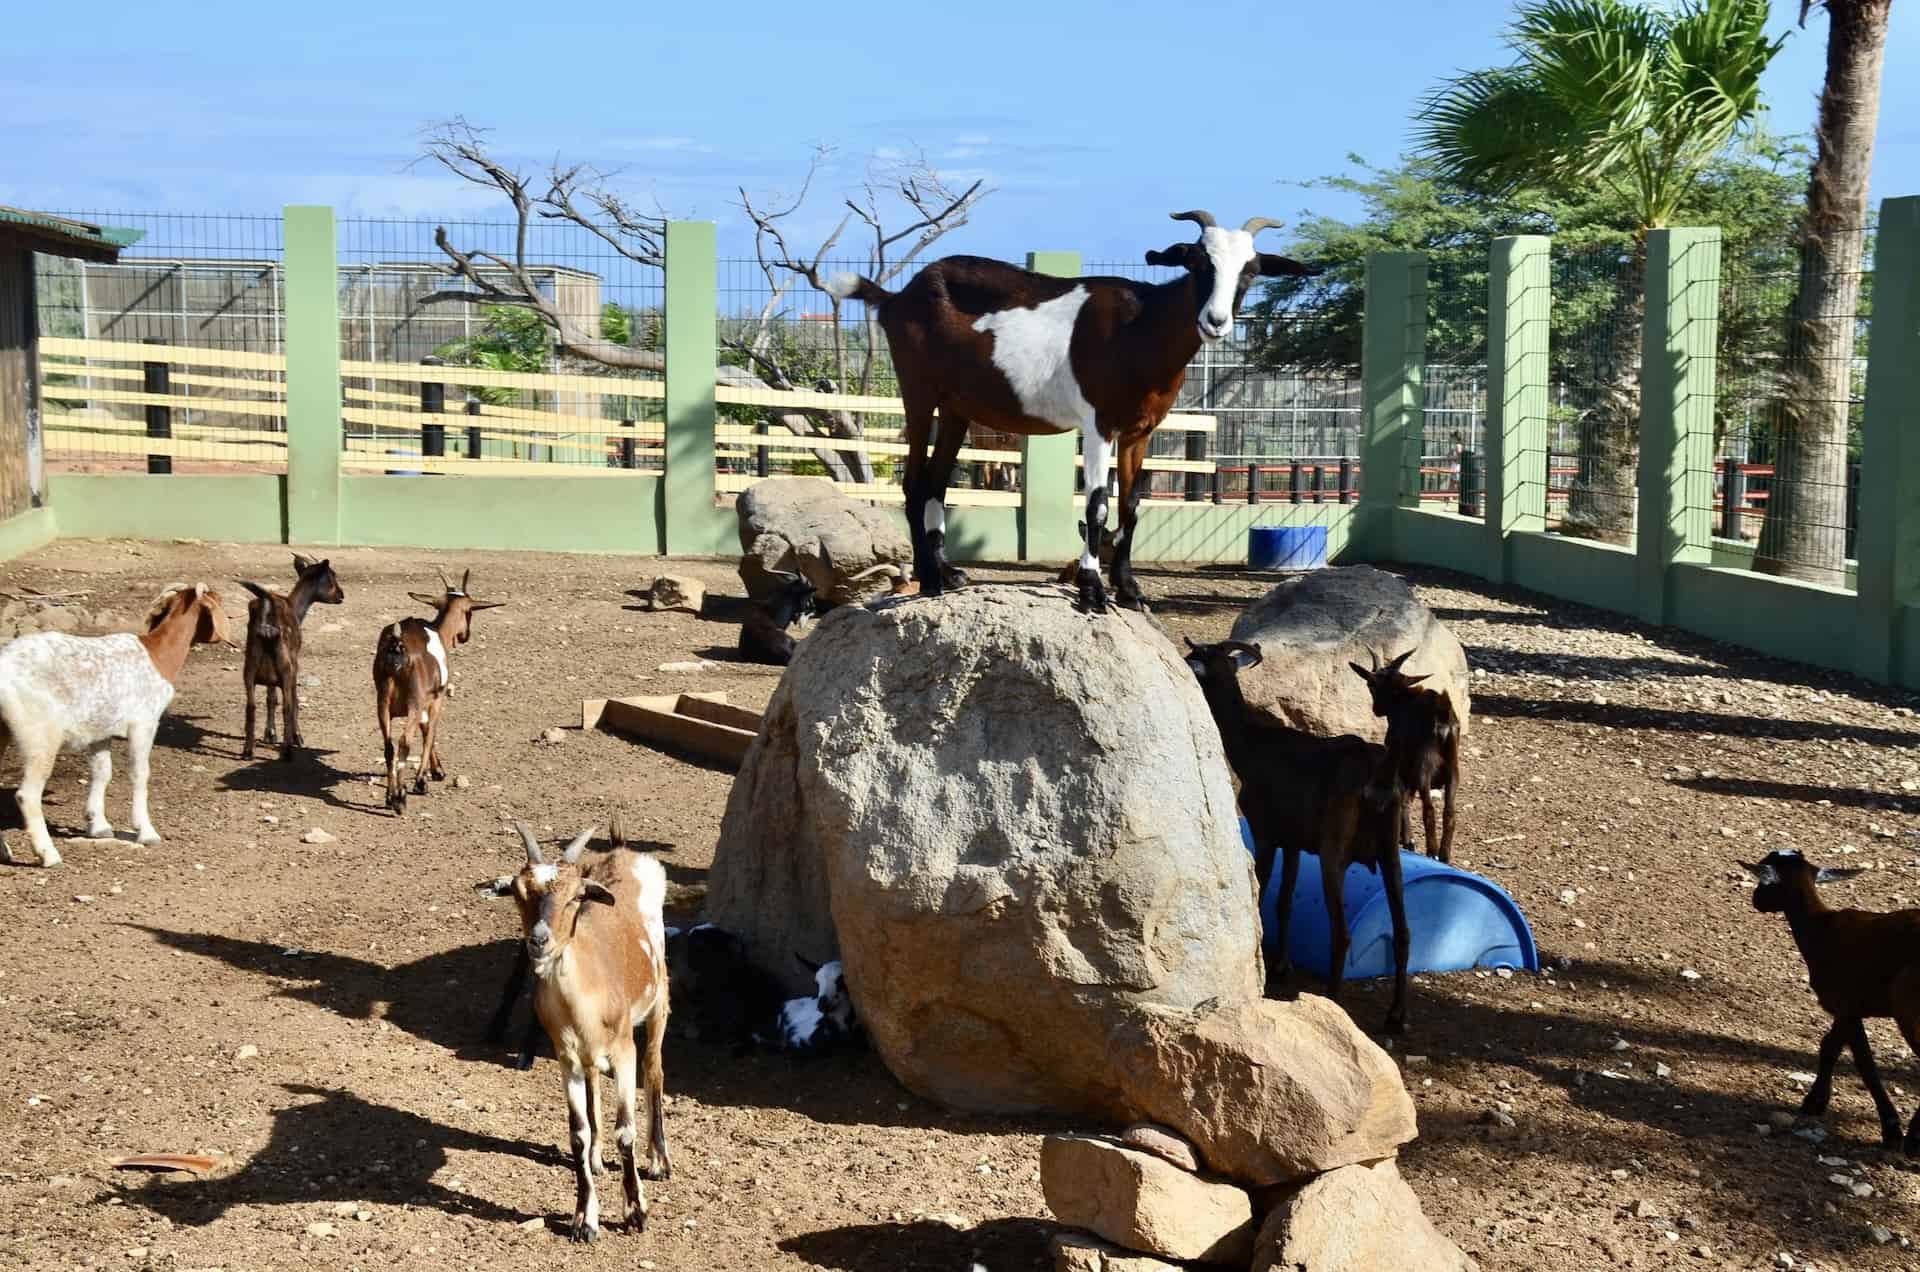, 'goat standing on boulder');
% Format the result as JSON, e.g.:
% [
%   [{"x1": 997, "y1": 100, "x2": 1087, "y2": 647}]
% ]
[
  {"x1": 372, "y1": 568, "x2": 501, "y2": 813},
  {"x1": 238, "y1": 554, "x2": 345, "y2": 763},
  {"x1": 482, "y1": 818, "x2": 672, "y2": 1242},
  {"x1": 0, "y1": 584, "x2": 231, "y2": 867},
  {"x1": 822, "y1": 210, "x2": 1315, "y2": 612},
  {"x1": 1185, "y1": 638, "x2": 1411, "y2": 1033},
  {"x1": 1744, "y1": 850, "x2": 1920, "y2": 1154}
]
